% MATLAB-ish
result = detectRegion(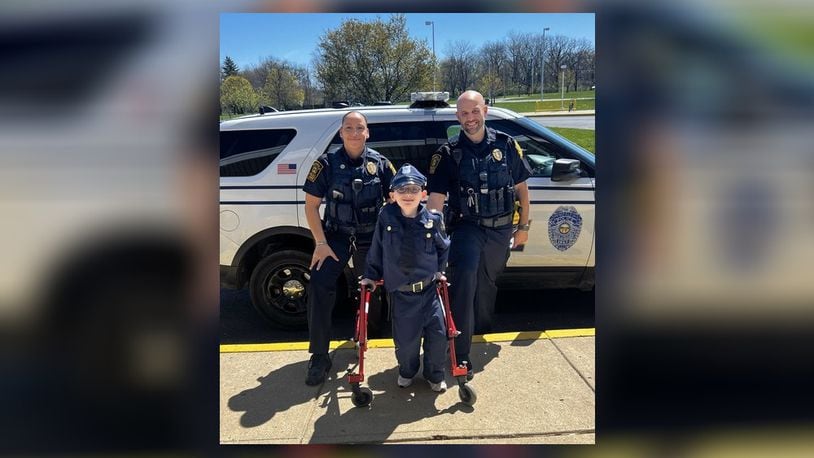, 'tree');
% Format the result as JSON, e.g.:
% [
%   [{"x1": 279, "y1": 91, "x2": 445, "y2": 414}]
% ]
[
  {"x1": 220, "y1": 75, "x2": 259, "y2": 115},
  {"x1": 262, "y1": 63, "x2": 305, "y2": 110},
  {"x1": 315, "y1": 14, "x2": 433, "y2": 104},
  {"x1": 221, "y1": 56, "x2": 239, "y2": 81},
  {"x1": 441, "y1": 40, "x2": 477, "y2": 96}
]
